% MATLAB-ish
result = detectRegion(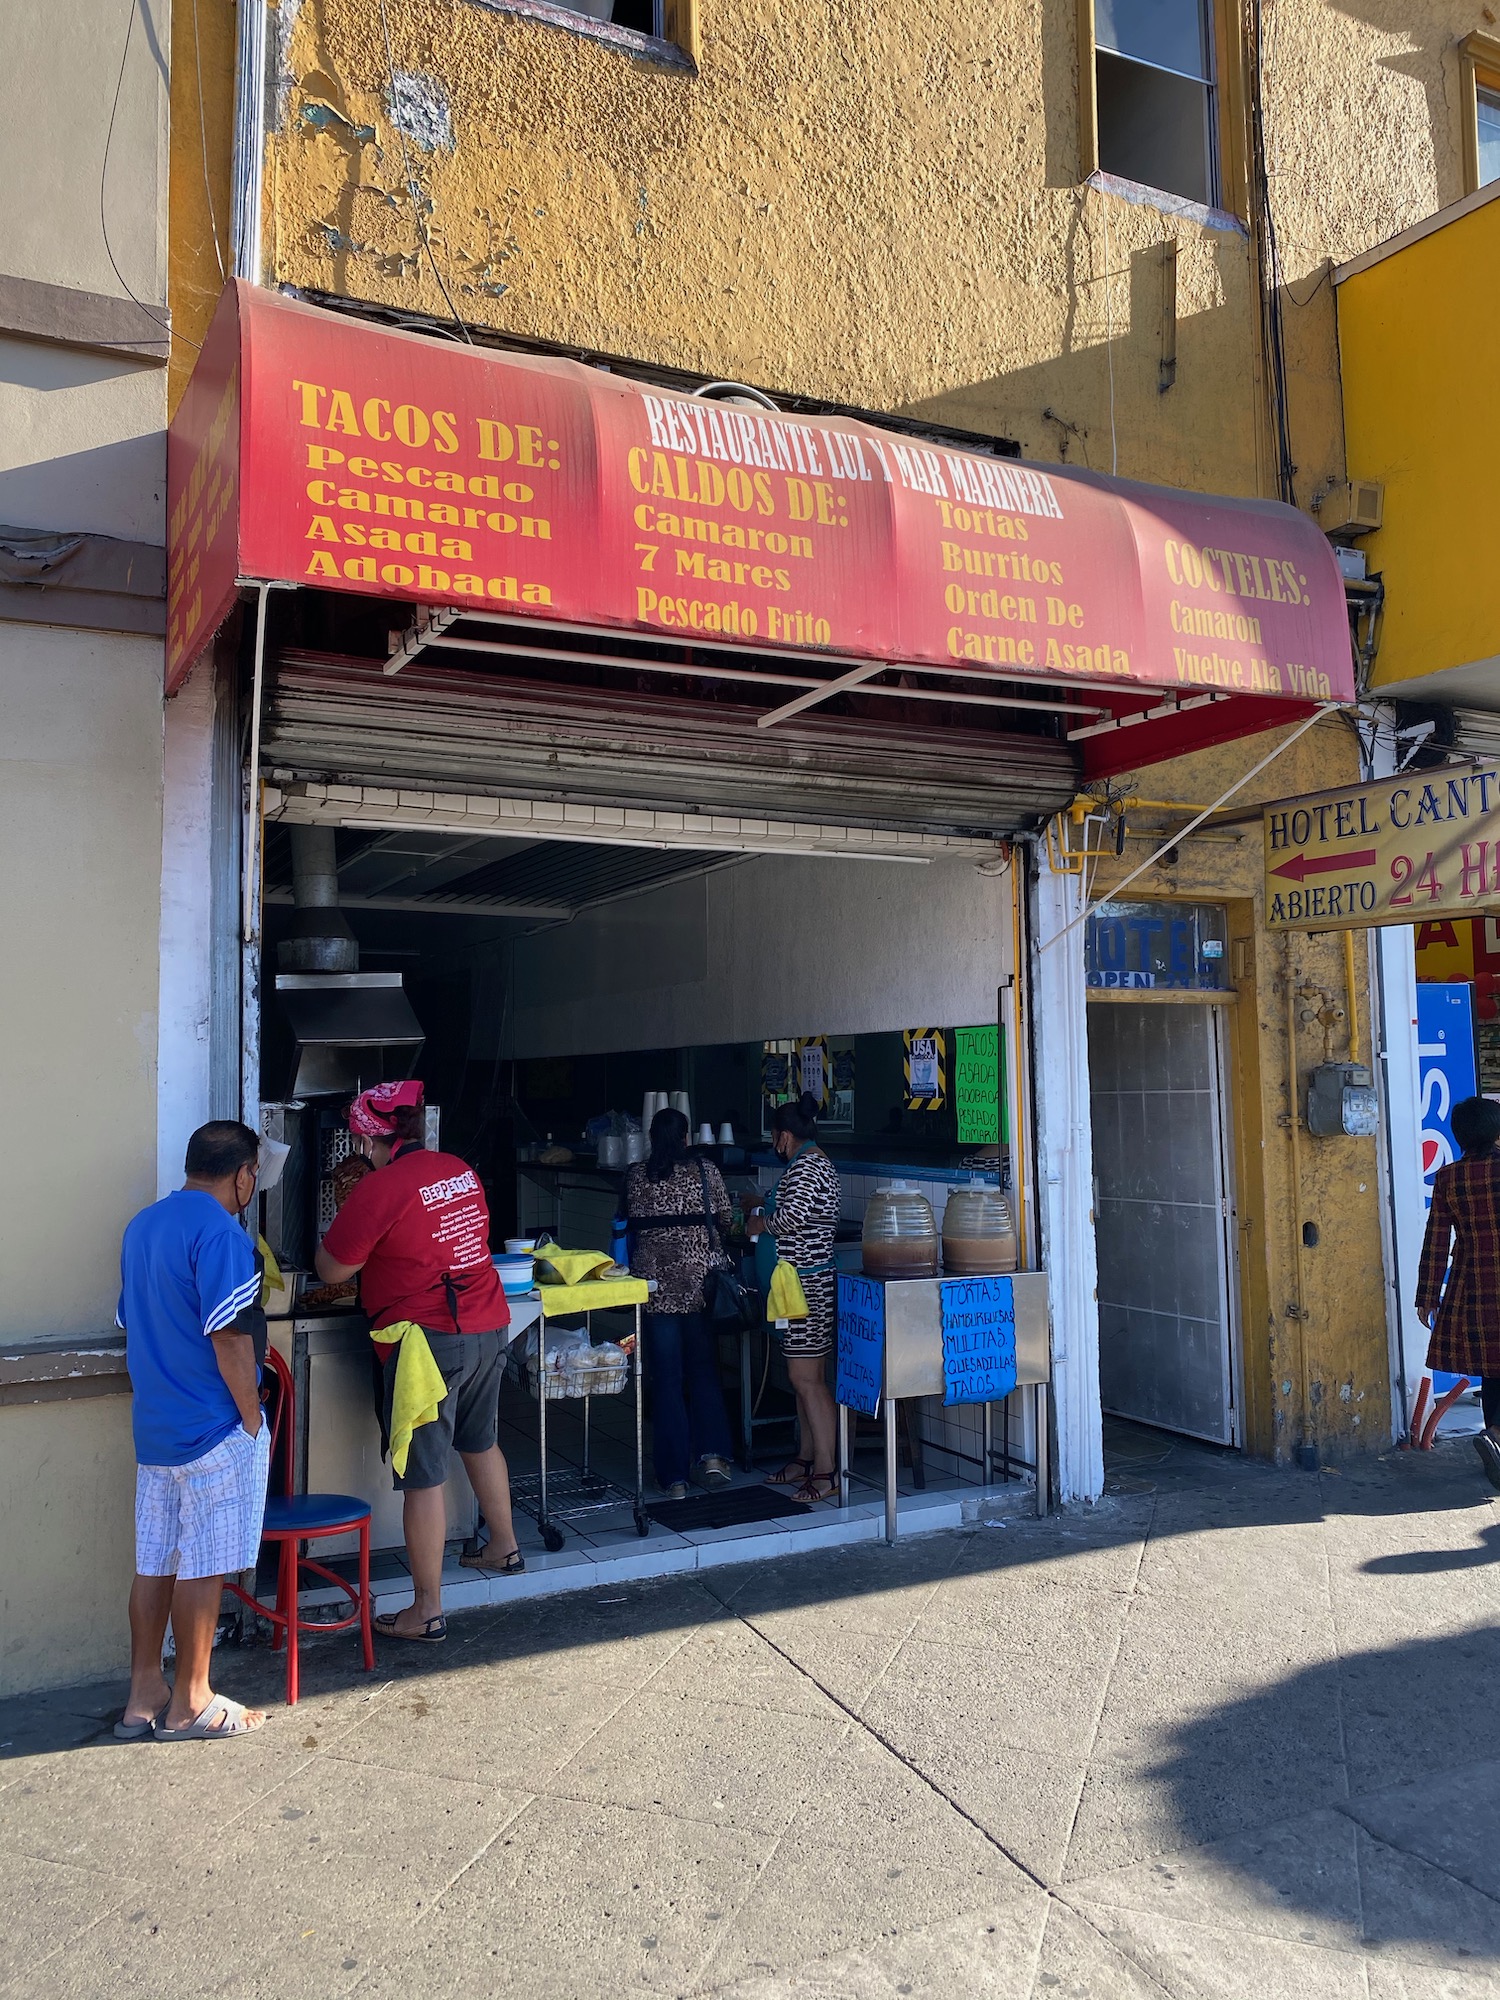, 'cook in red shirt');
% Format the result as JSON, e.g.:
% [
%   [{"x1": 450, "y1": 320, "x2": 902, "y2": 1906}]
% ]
[{"x1": 315, "y1": 1082, "x2": 521, "y2": 1643}]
